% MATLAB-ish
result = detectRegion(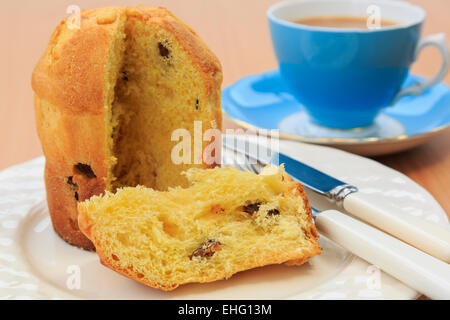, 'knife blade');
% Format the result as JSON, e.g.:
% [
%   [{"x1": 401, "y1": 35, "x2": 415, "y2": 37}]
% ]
[{"x1": 222, "y1": 138, "x2": 356, "y2": 197}]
